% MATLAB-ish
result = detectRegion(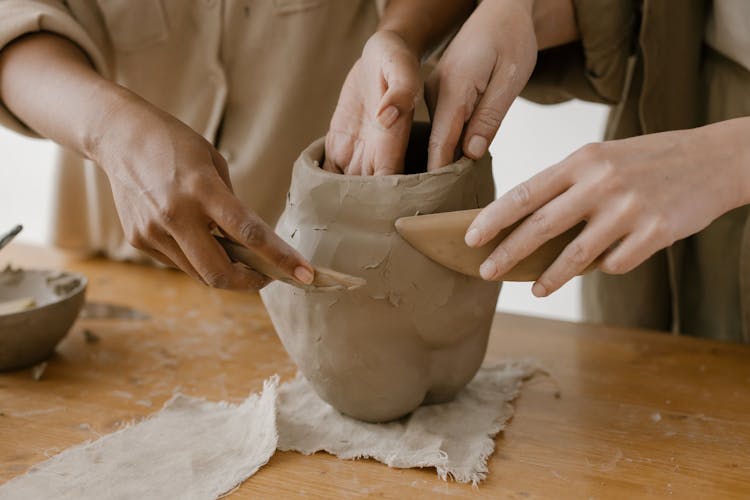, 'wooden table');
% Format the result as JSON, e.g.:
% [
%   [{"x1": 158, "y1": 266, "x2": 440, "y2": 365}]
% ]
[{"x1": 1, "y1": 245, "x2": 749, "y2": 499}]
